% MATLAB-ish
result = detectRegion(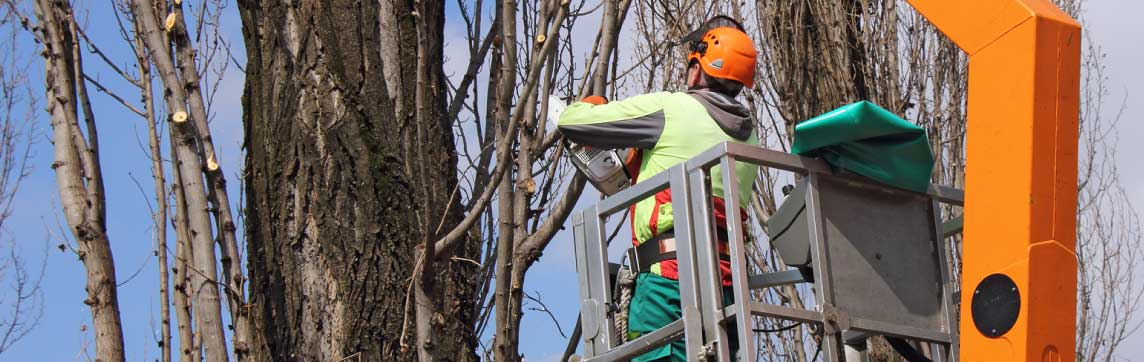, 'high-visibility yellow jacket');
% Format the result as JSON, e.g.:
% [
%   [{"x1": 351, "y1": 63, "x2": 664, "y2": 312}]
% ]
[{"x1": 558, "y1": 90, "x2": 759, "y2": 285}]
